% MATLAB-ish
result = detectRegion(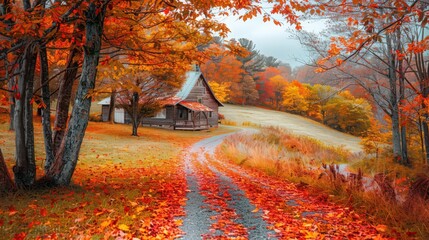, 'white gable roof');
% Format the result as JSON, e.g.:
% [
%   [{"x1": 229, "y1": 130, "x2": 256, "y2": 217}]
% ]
[{"x1": 98, "y1": 97, "x2": 110, "y2": 105}]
